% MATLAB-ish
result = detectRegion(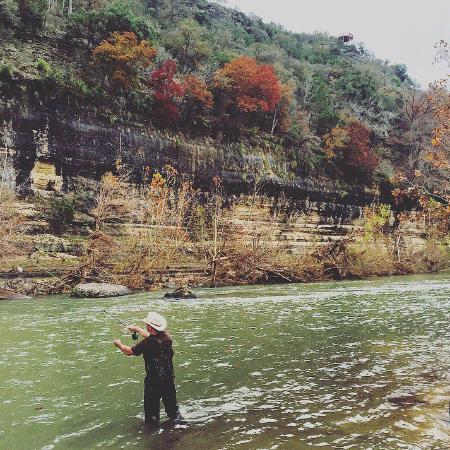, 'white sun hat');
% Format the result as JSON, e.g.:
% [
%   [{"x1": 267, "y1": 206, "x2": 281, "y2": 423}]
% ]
[{"x1": 143, "y1": 312, "x2": 167, "y2": 331}]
